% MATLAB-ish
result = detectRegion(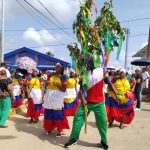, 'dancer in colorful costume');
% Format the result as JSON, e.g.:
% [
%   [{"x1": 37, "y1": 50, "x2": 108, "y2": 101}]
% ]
[
  {"x1": 64, "y1": 70, "x2": 79, "y2": 116},
  {"x1": 65, "y1": 60, "x2": 119, "y2": 150},
  {"x1": 65, "y1": 0, "x2": 125, "y2": 149},
  {"x1": 43, "y1": 63, "x2": 70, "y2": 137},
  {"x1": 11, "y1": 72, "x2": 23, "y2": 107},
  {"x1": 26, "y1": 68, "x2": 44, "y2": 123},
  {"x1": 106, "y1": 69, "x2": 135, "y2": 129}
]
